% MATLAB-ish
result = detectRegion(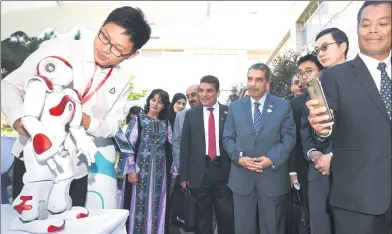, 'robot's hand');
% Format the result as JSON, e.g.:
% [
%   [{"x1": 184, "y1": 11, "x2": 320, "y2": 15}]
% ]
[{"x1": 76, "y1": 149, "x2": 96, "y2": 166}]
